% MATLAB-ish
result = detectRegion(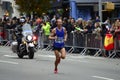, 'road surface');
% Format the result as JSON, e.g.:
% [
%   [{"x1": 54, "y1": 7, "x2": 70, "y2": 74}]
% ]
[{"x1": 0, "y1": 46, "x2": 120, "y2": 80}]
